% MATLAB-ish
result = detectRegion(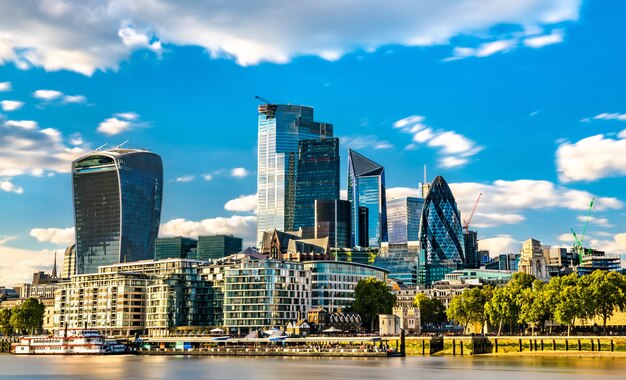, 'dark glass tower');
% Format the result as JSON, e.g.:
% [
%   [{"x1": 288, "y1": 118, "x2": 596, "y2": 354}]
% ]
[
  {"x1": 196, "y1": 235, "x2": 243, "y2": 261},
  {"x1": 155, "y1": 237, "x2": 197, "y2": 260},
  {"x1": 314, "y1": 199, "x2": 351, "y2": 248},
  {"x1": 348, "y1": 149, "x2": 387, "y2": 248},
  {"x1": 72, "y1": 148, "x2": 163, "y2": 274},
  {"x1": 294, "y1": 137, "x2": 340, "y2": 230},
  {"x1": 418, "y1": 175, "x2": 464, "y2": 286},
  {"x1": 463, "y1": 230, "x2": 479, "y2": 269}
]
